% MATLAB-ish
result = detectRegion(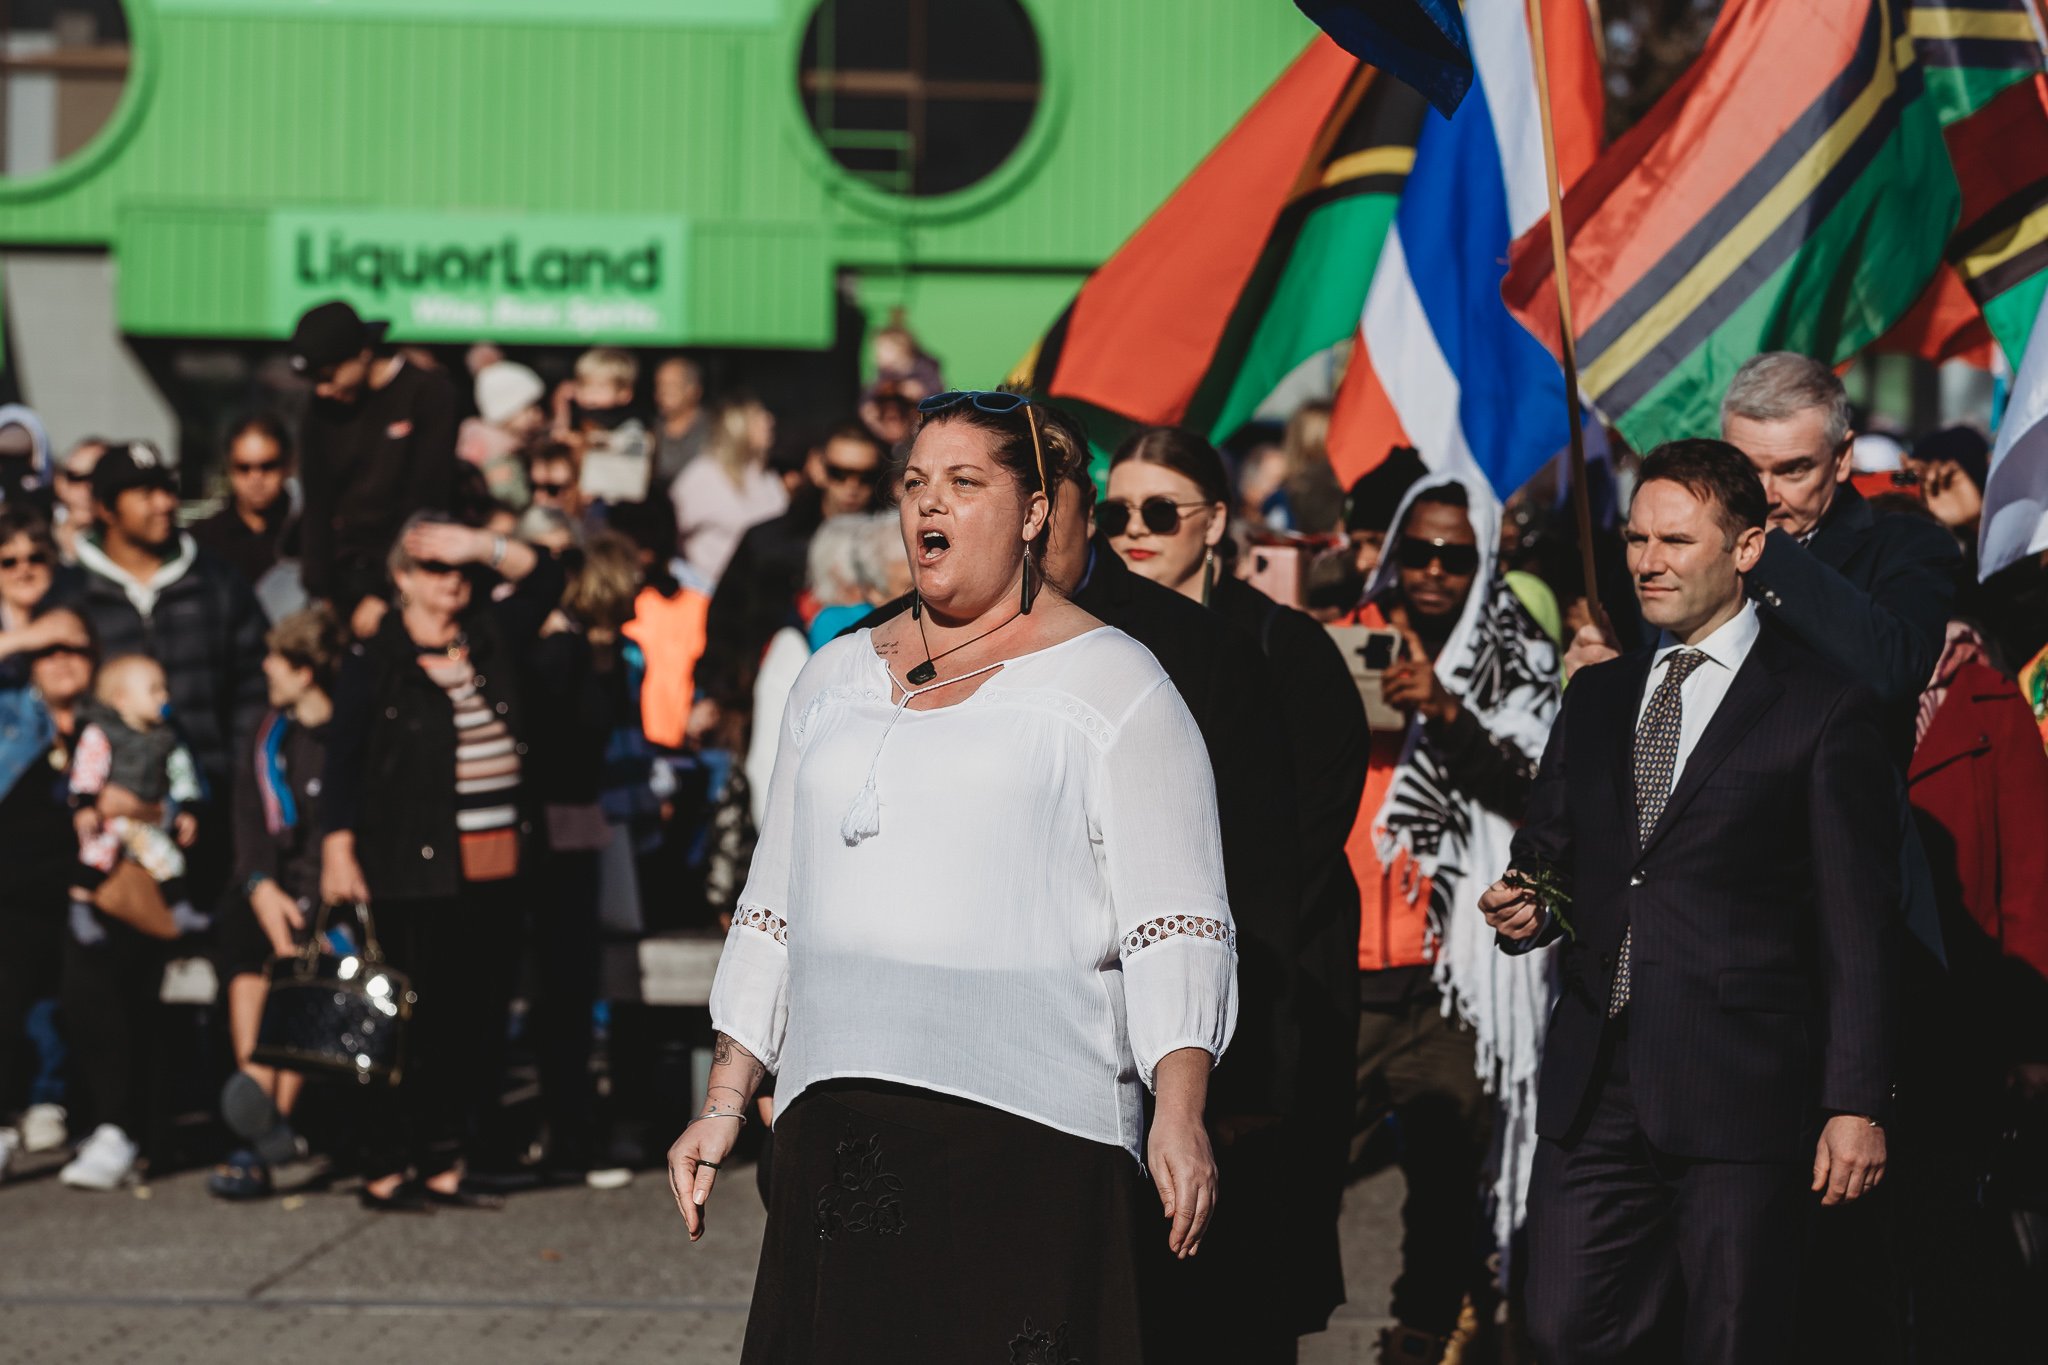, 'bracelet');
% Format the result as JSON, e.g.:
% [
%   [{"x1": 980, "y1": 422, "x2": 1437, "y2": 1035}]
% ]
[
  {"x1": 489, "y1": 534, "x2": 508, "y2": 570},
  {"x1": 692, "y1": 1108, "x2": 748, "y2": 1127}
]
